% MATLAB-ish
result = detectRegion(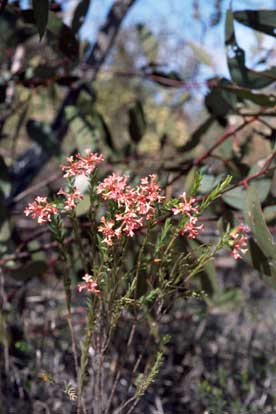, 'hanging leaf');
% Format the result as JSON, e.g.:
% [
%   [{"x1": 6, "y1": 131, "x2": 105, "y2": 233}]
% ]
[
  {"x1": 26, "y1": 120, "x2": 60, "y2": 156},
  {"x1": 93, "y1": 112, "x2": 115, "y2": 151},
  {"x1": 205, "y1": 87, "x2": 235, "y2": 125},
  {"x1": 245, "y1": 185, "x2": 276, "y2": 260},
  {"x1": 234, "y1": 10, "x2": 276, "y2": 38},
  {"x1": 217, "y1": 84, "x2": 276, "y2": 107},
  {"x1": 32, "y1": 0, "x2": 49, "y2": 40},
  {"x1": 247, "y1": 238, "x2": 272, "y2": 276},
  {"x1": 223, "y1": 178, "x2": 270, "y2": 210},
  {"x1": 71, "y1": 0, "x2": 90, "y2": 34},
  {"x1": 0, "y1": 155, "x2": 10, "y2": 182},
  {"x1": 47, "y1": 12, "x2": 79, "y2": 60},
  {"x1": 246, "y1": 237, "x2": 276, "y2": 289},
  {"x1": 20, "y1": 10, "x2": 79, "y2": 60},
  {"x1": 178, "y1": 116, "x2": 215, "y2": 152},
  {"x1": 225, "y1": 9, "x2": 276, "y2": 89},
  {"x1": 128, "y1": 100, "x2": 146, "y2": 144},
  {"x1": 187, "y1": 41, "x2": 213, "y2": 67}
]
